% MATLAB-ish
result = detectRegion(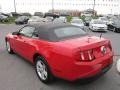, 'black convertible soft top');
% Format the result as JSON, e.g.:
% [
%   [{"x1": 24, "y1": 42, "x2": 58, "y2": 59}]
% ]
[
  {"x1": 28, "y1": 22, "x2": 72, "y2": 31},
  {"x1": 27, "y1": 22, "x2": 87, "y2": 42}
]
